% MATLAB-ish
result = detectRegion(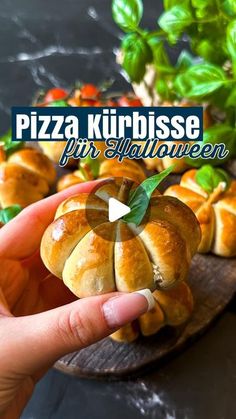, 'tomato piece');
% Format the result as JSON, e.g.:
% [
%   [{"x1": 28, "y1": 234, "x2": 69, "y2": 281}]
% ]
[
  {"x1": 107, "y1": 99, "x2": 118, "y2": 107},
  {"x1": 44, "y1": 88, "x2": 68, "y2": 103},
  {"x1": 81, "y1": 98, "x2": 98, "y2": 107},
  {"x1": 118, "y1": 96, "x2": 143, "y2": 107},
  {"x1": 80, "y1": 84, "x2": 100, "y2": 99}
]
